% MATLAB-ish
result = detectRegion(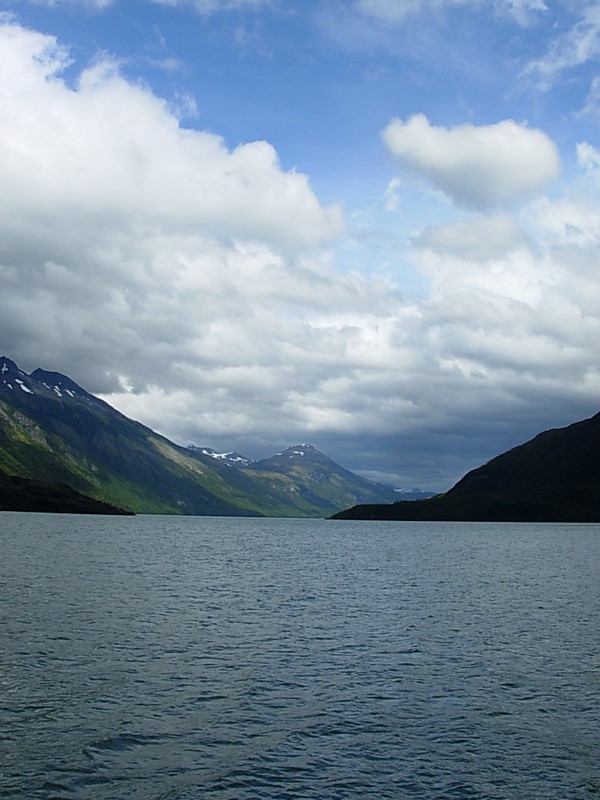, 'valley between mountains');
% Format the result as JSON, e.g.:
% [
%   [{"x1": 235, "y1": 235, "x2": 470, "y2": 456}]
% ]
[
  {"x1": 3, "y1": 355, "x2": 598, "y2": 521},
  {"x1": 333, "y1": 410, "x2": 600, "y2": 522},
  {"x1": 0, "y1": 357, "x2": 427, "y2": 516}
]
